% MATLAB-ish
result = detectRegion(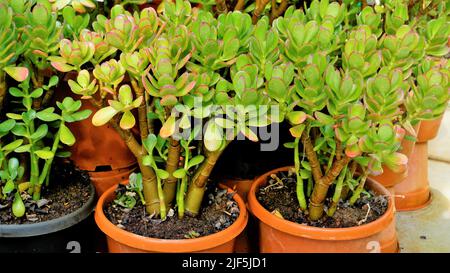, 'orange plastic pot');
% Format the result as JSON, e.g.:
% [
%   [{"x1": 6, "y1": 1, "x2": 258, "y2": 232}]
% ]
[
  {"x1": 95, "y1": 184, "x2": 248, "y2": 253},
  {"x1": 223, "y1": 178, "x2": 258, "y2": 253},
  {"x1": 89, "y1": 166, "x2": 137, "y2": 197},
  {"x1": 394, "y1": 142, "x2": 432, "y2": 211},
  {"x1": 417, "y1": 116, "x2": 444, "y2": 143},
  {"x1": 248, "y1": 167, "x2": 398, "y2": 253}
]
